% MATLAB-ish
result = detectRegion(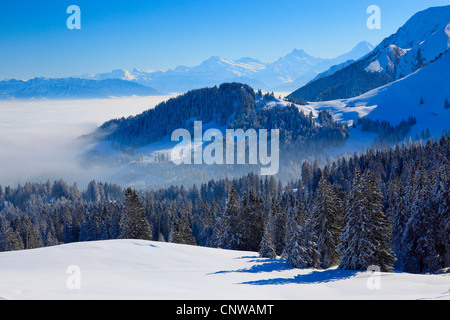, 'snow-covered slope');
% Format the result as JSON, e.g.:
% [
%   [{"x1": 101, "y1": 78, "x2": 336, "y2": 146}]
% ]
[
  {"x1": 0, "y1": 240, "x2": 448, "y2": 300},
  {"x1": 301, "y1": 52, "x2": 450, "y2": 139},
  {"x1": 363, "y1": 6, "x2": 450, "y2": 78}
]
